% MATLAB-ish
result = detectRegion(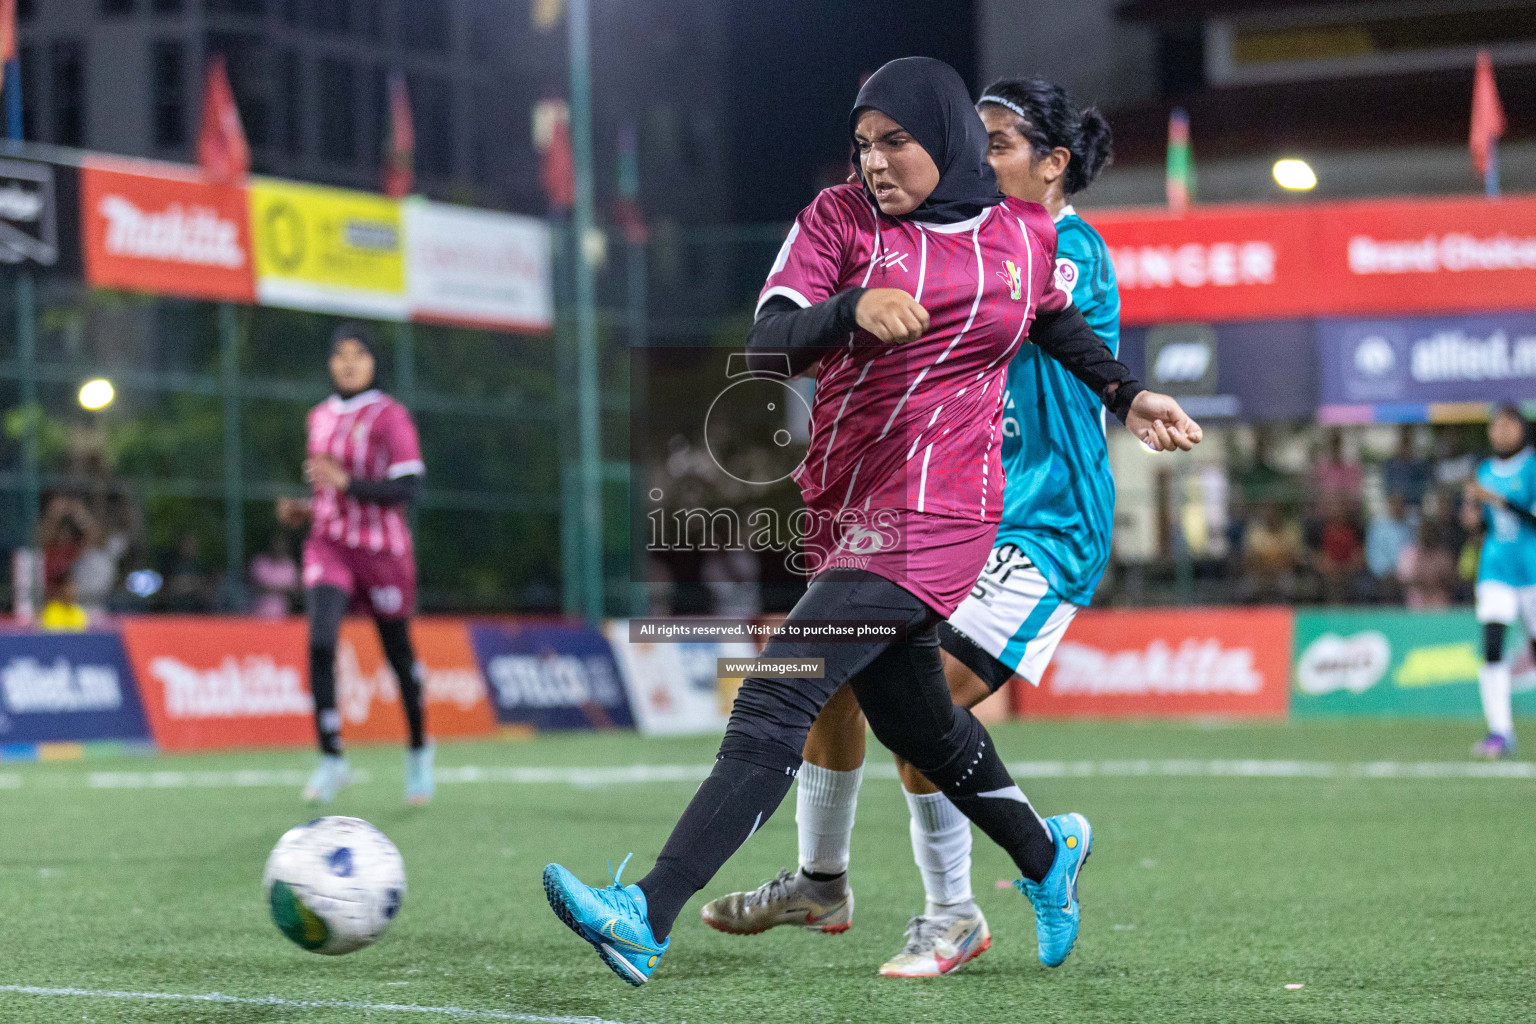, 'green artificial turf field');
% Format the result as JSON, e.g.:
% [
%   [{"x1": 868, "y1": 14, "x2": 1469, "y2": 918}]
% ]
[{"x1": 2, "y1": 718, "x2": 1534, "y2": 1024}]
